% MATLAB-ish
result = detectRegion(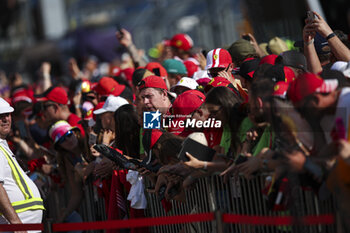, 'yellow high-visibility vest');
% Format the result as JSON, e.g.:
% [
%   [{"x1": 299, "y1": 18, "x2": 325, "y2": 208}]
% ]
[{"x1": 0, "y1": 146, "x2": 45, "y2": 213}]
